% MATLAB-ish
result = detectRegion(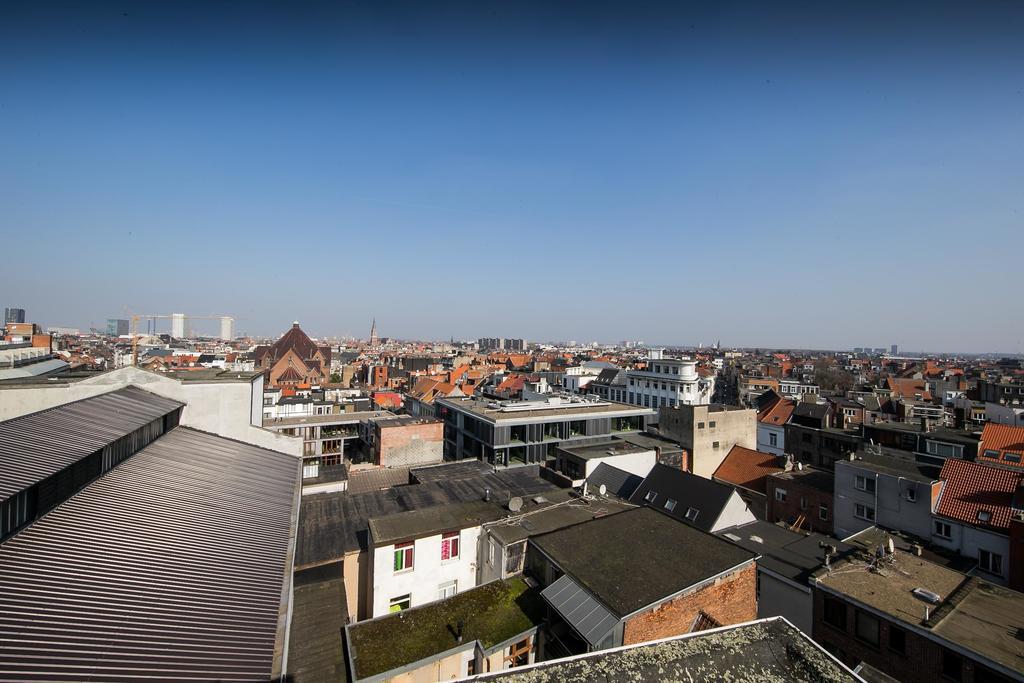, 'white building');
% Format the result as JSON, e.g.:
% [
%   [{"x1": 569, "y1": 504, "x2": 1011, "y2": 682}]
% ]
[
  {"x1": 562, "y1": 366, "x2": 602, "y2": 394},
  {"x1": 554, "y1": 440, "x2": 656, "y2": 487},
  {"x1": 625, "y1": 349, "x2": 714, "y2": 410},
  {"x1": 171, "y1": 313, "x2": 186, "y2": 339},
  {"x1": 219, "y1": 316, "x2": 235, "y2": 340},
  {"x1": 367, "y1": 501, "x2": 500, "y2": 618}
]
